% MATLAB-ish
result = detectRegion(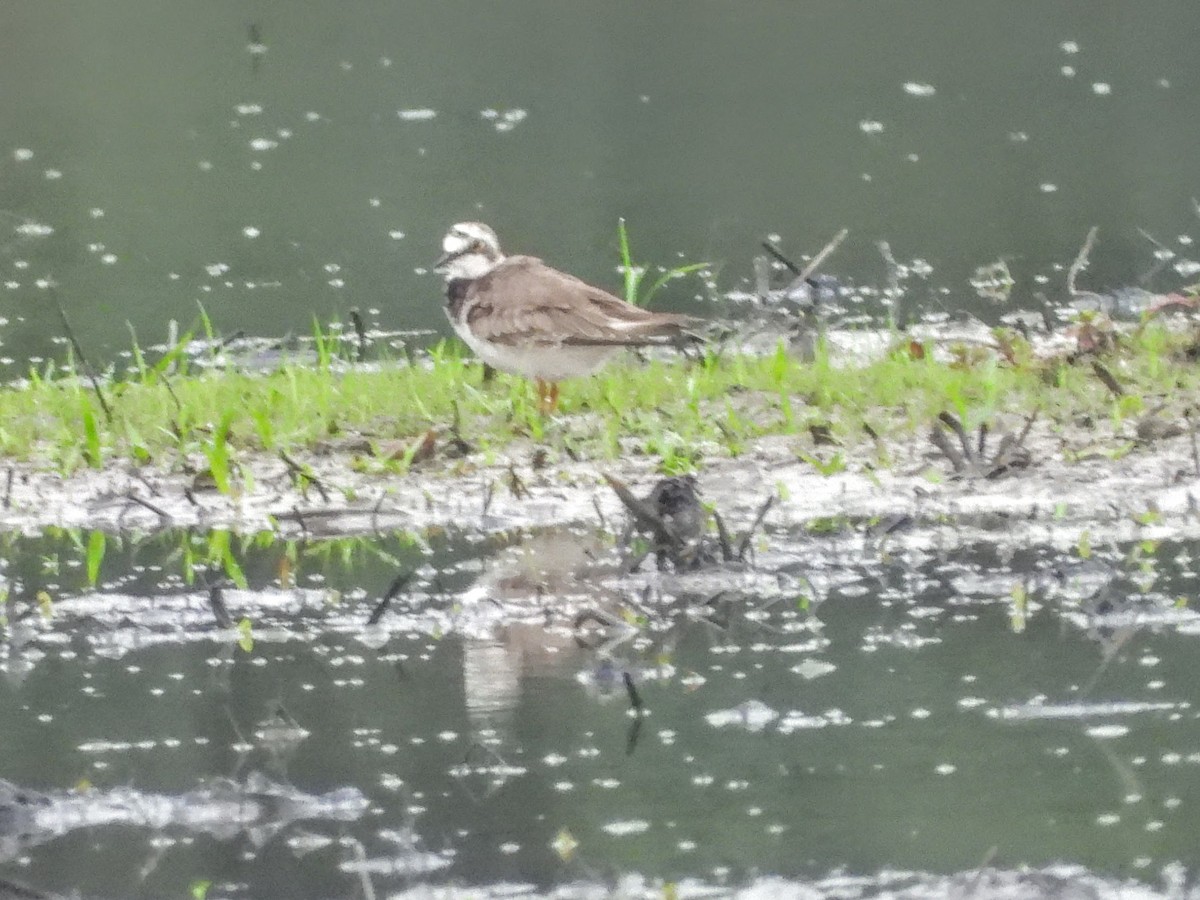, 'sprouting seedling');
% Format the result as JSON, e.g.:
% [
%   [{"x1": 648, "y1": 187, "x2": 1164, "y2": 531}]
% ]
[
  {"x1": 86, "y1": 530, "x2": 106, "y2": 587},
  {"x1": 204, "y1": 409, "x2": 236, "y2": 494},
  {"x1": 236, "y1": 617, "x2": 254, "y2": 653},
  {"x1": 616, "y1": 218, "x2": 709, "y2": 307}
]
